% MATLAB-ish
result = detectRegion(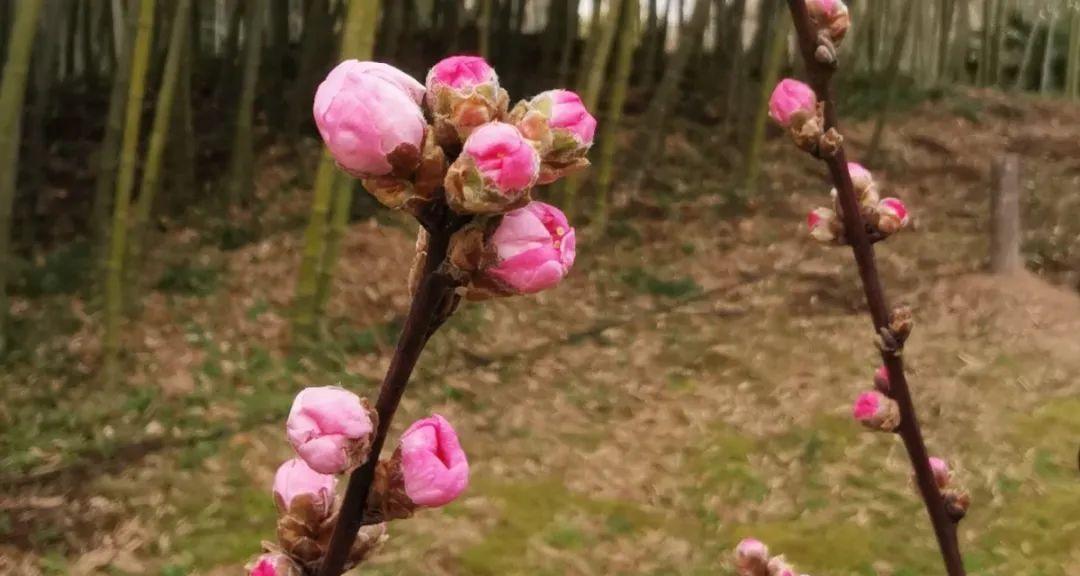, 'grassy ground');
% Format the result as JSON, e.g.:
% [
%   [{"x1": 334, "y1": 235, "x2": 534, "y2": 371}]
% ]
[{"x1": 2, "y1": 89, "x2": 1080, "y2": 575}]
